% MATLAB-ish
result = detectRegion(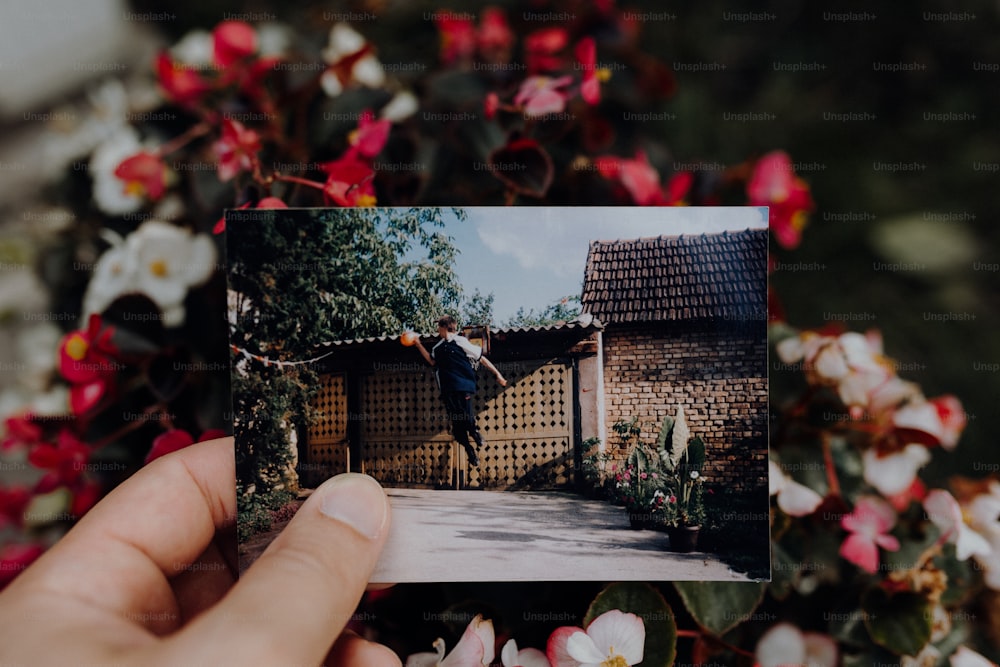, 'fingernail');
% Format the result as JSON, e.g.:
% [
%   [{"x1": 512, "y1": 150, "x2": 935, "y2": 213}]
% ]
[{"x1": 318, "y1": 473, "x2": 388, "y2": 540}]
